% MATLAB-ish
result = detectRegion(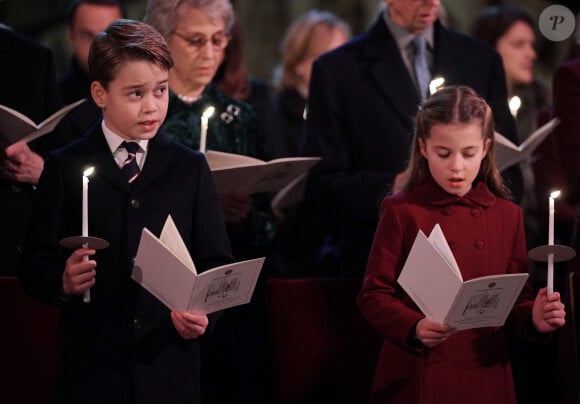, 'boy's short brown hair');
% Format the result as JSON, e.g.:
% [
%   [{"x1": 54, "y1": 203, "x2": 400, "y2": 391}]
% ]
[{"x1": 88, "y1": 18, "x2": 174, "y2": 88}]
